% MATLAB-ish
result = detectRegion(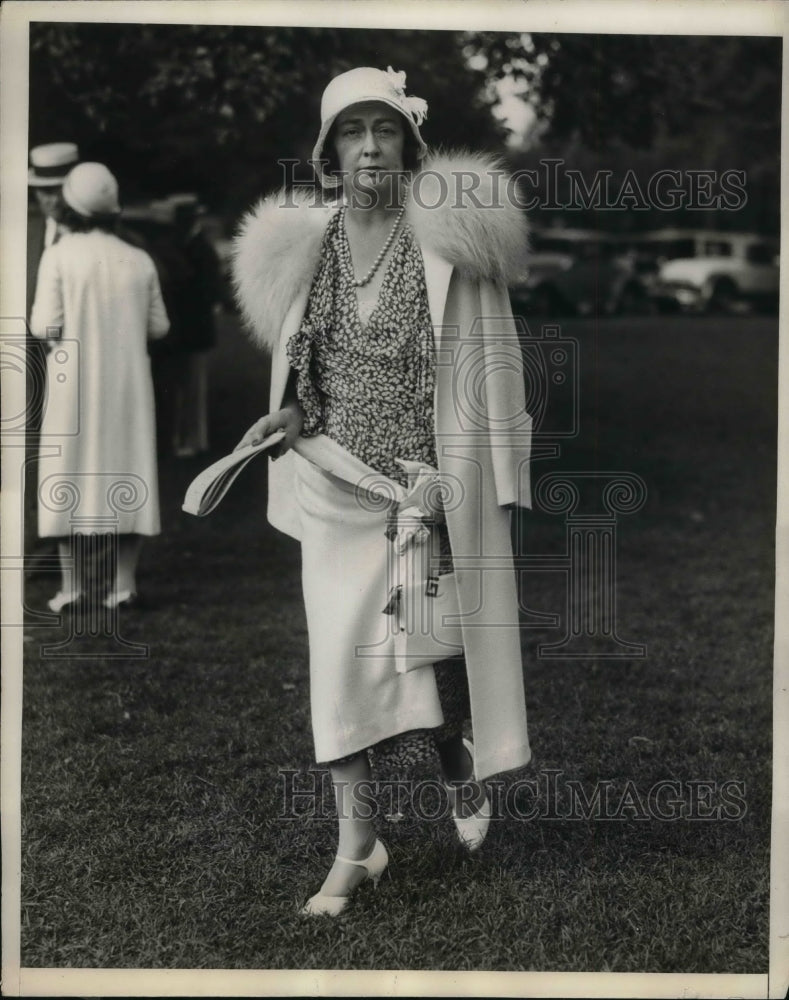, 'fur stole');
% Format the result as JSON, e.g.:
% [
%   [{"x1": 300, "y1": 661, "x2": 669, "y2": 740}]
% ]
[{"x1": 232, "y1": 151, "x2": 528, "y2": 352}]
